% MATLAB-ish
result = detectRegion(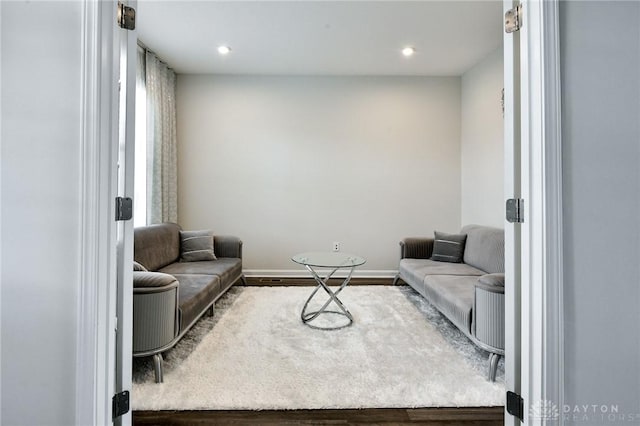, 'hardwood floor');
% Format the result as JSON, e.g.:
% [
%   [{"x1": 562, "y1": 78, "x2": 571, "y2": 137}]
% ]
[{"x1": 133, "y1": 407, "x2": 504, "y2": 425}]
